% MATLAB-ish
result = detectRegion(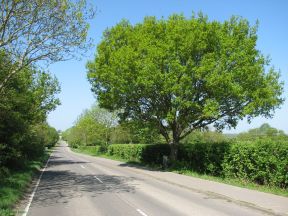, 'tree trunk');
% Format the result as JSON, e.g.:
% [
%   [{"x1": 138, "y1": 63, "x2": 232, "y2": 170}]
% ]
[{"x1": 169, "y1": 140, "x2": 179, "y2": 161}]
